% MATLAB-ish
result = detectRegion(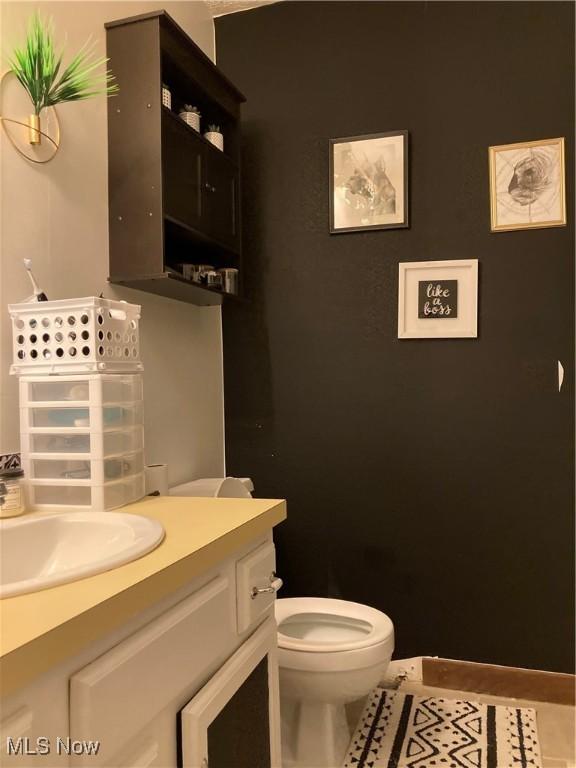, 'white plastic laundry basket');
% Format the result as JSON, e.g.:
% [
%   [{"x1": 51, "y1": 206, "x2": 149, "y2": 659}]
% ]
[{"x1": 9, "y1": 297, "x2": 143, "y2": 375}]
